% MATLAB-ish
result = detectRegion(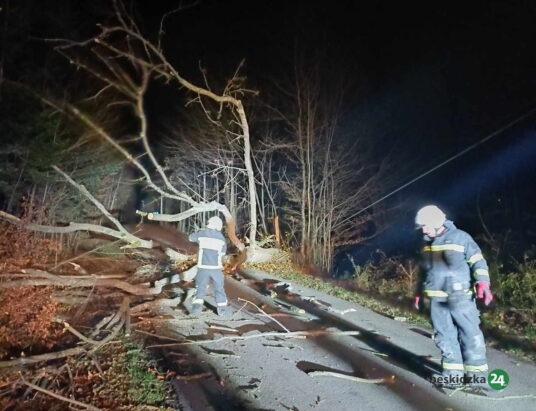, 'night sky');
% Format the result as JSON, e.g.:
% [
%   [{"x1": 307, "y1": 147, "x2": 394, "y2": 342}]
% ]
[
  {"x1": 144, "y1": 0, "x2": 536, "y2": 253},
  {"x1": 144, "y1": 0, "x2": 536, "y2": 161}
]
